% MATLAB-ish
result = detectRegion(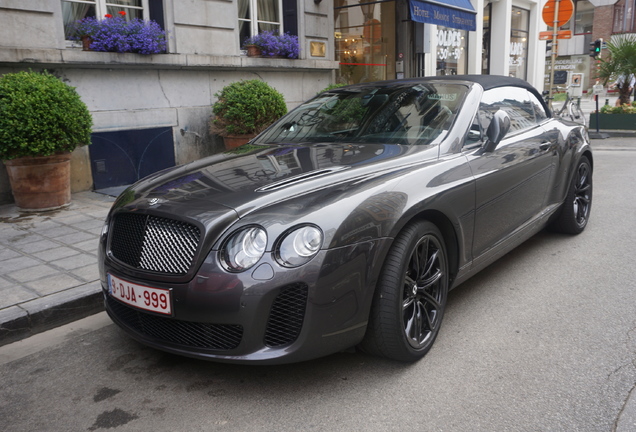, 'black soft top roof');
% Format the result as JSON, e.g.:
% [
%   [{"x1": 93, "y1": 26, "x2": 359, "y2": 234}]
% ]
[
  {"x1": 343, "y1": 74, "x2": 534, "y2": 91},
  {"x1": 334, "y1": 74, "x2": 551, "y2": 116},
  {"x1": 425, "y1": 74, "x2": 536, "y2": 91}
]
